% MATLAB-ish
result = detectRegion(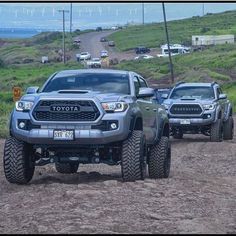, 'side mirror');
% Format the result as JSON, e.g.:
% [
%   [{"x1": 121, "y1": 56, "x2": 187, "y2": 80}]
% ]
[
  {"x1": 137, "y1": 87, "x2": 155, "y2": 98},
  {"x1": 26, "y1": 87, "x2": 39, "y2": 94},
  {"x1": 161, "y1": 93, "x2": 168, "y2": 99},
  {"x1": 219, "y1": 94, "x2": 227, "y2": 100}
]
